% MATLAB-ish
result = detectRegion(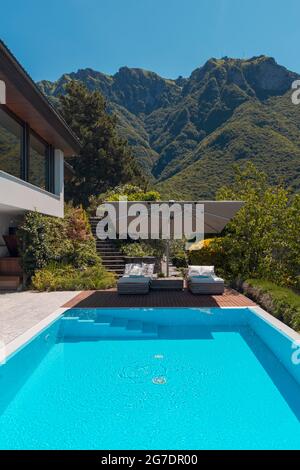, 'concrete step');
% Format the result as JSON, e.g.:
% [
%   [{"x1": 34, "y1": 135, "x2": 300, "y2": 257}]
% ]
[
  {"x1": 102, "y1": 263, "x2": 125, "y2": 274},
  {"x1": 95, "y1": 243, "x2": 117, "y2": 248},
  {"x1": 97, "y1": 249, "x2": 123, "y2": 255},
  {"x1": 0, "y1": 275, "x2": 22, "y2": 290},
  {"x1": 142, "y1": 323, "x2": 158, "y2": 335},
  {"x1": 126, "y1": 319, "x2": 143, "y2": 331},
  {"x1": 98, "y1": 254, "x2": 124, "y2": 259},
  {"x1": 101, "y1": 259, "x2": 125, "y2": 265},
  {"x1": 102, "y1": 263, "x2": 125, "y2": 273},
  {"x1": 102, "y1": 261, "x2": 125, "y2": 266},
  {"x1": 110, "y1": 317, "x2": 128, "y2": 328},
  {"x1": 95, "y1": 241, "x2": 120, "y2": 246},
  {"x1": 95, "y1": 242, "x2": 116, "y2": 245},
  {"x1": 94, "y1": 314, "x2": 113, "y2": 324},
  {"x1": 60, "y1": 314, "x2": 159, "y2": 339},
  {"x1": 96, "y1": 246, "x2": 120, "y2": 251}
]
